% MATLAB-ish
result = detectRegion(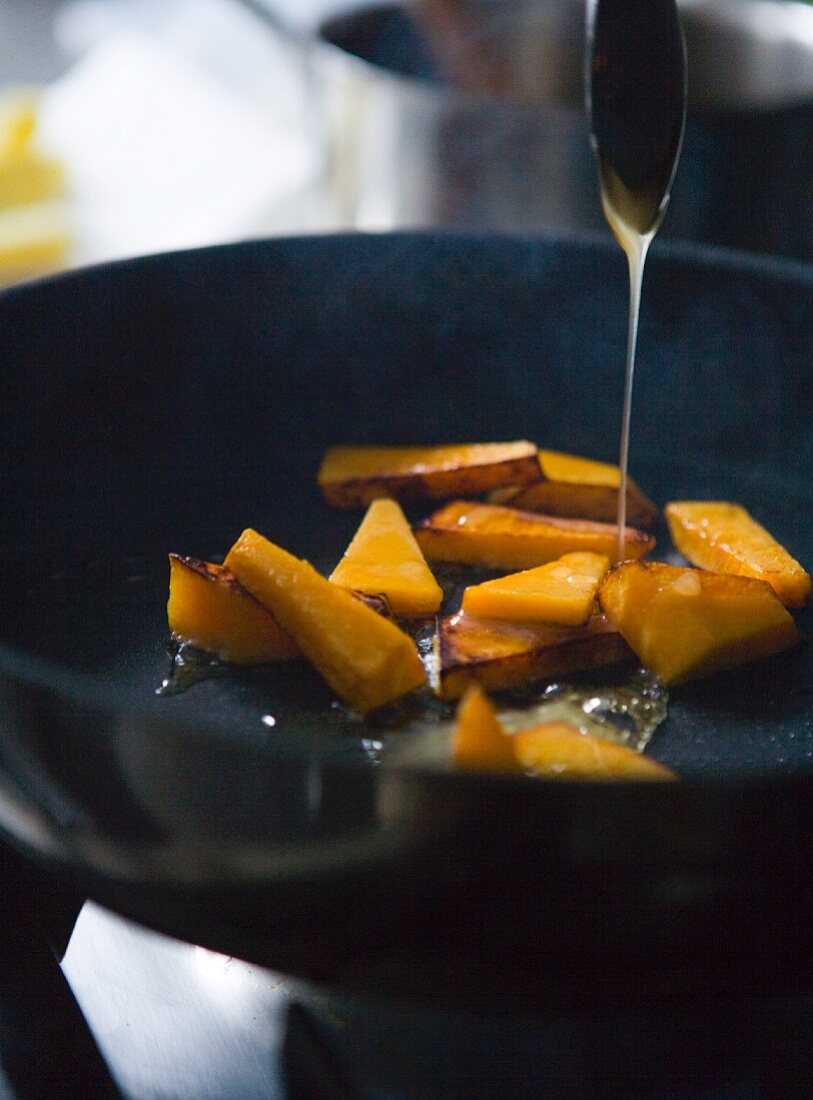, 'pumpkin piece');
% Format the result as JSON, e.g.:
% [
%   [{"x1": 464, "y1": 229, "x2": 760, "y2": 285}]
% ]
[
  {"x1": 317, "y1": 441, "x2": 540, "y2": 508},
  {"x1": 167, "y1": 555, "x2": 300, "y2": 664},
  {"x1": 495, "y1": 450, "x2": 658, "y2": 529},
  {"x1": 598, "y1": 560, "x2": 802, "y2": 684},
  {"x1": 0, "y1": 91, "x2": 70, "y2": 281},
  {"x1": 514, "y1": 721, "x2": 676, "y2": 781},
  {"x1": 329, "y1": 498, "x2": 443, "y2": 616},
  {"x1": 461, "y1": 551, "x2": 610, "y2": 626},
  {"x1": 414, "y1": 501, "x2": 654, "y2": 571},
  {"x1": 225, "y1": 529, "x2": 426, "y2": 713},
  {"x1": 451, "y1": 684, "x2": 522, "y2": 773},
  {"x1": 436, "y1": 610, "x2": 632, "y2": 700},
  {"x1": 665, "y1": 500, "x2": 810, "y2": 609}
]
